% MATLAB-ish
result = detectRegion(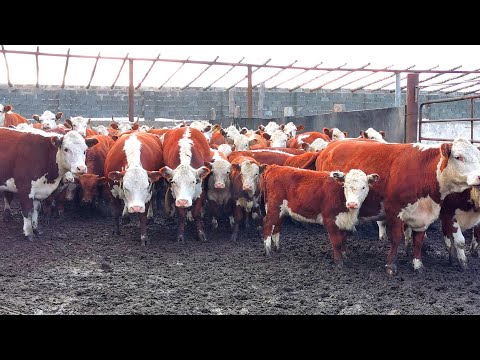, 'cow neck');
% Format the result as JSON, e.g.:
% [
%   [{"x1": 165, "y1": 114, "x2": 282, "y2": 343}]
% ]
[{"x1": 178, "y1": 127, "x2": 193, "y2": 167}]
